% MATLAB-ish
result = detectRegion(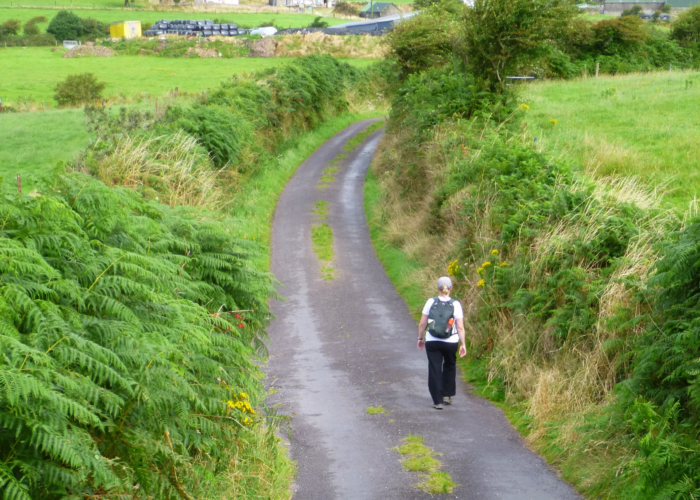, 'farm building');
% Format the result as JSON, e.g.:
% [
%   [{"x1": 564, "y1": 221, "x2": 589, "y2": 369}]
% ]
[
  {"x1": 268, "y1": 0, "x2": 332, "y2": 6},
  {"x1": 360, "y1": 2, "x2": 401, "y2": 19},
  {"x1": 109, "y1": 21, "x2": 141, "y2": 39},
  {"x1": 604, "y1": 0, "x2": 700, "y2": 11}
]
